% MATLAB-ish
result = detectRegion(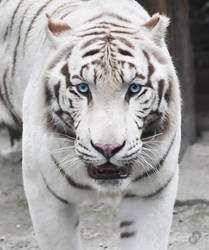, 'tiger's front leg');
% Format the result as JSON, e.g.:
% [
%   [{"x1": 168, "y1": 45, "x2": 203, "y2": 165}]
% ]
[
  {"x1": 23, "y1": 172, "x2": 83, "y2": 250},
  {"x1": 119, "y1": 169, "x2": 178, "y2": 250}
]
